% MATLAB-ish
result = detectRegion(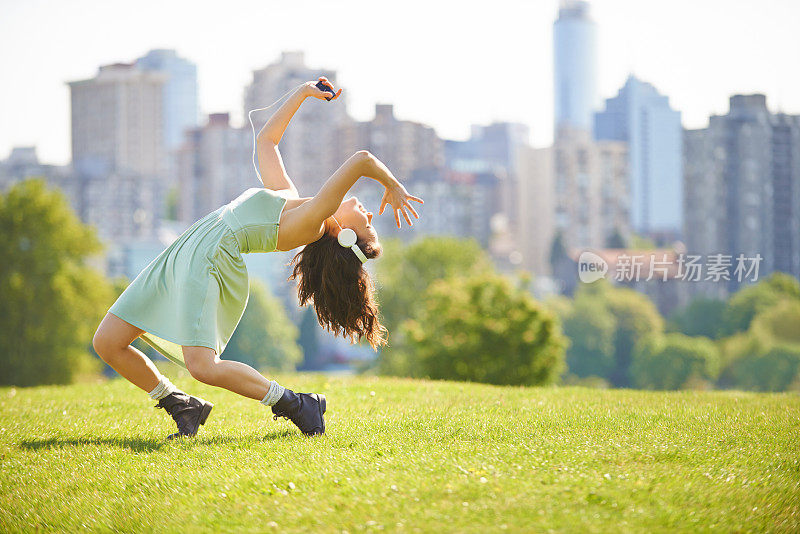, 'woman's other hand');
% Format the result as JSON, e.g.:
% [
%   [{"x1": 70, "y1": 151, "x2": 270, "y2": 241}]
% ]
[
  {"x1": 379, "y1": 181, "x2": 423, "y2": 229},
  {"x1": 305, "y1": 76, "x2": 342, "y2": 101}
]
